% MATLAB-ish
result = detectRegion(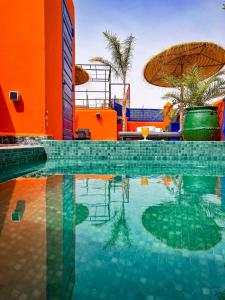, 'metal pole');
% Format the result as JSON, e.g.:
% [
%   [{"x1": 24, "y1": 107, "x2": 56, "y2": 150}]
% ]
[
  {"x1": 180, "y1": 63, "x2": 184, "y2": 131},
  {"x1": 180, "y1": 85, "x2": 184, "y2": 131}
]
